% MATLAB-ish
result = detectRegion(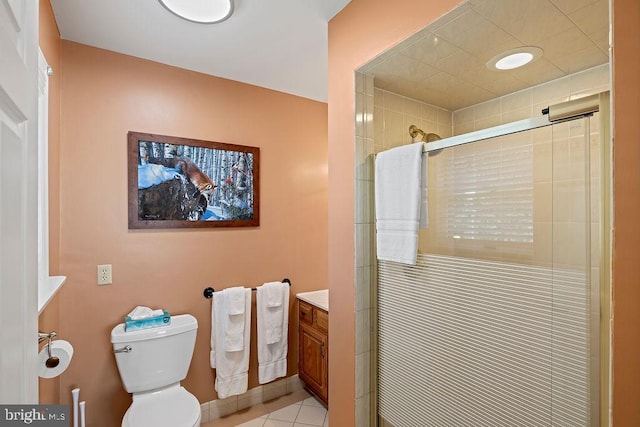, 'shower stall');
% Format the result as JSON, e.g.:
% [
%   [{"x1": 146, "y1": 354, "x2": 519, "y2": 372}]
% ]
[{"x1": 374, "y1": 94, "x2": 610, "y2": 426}]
